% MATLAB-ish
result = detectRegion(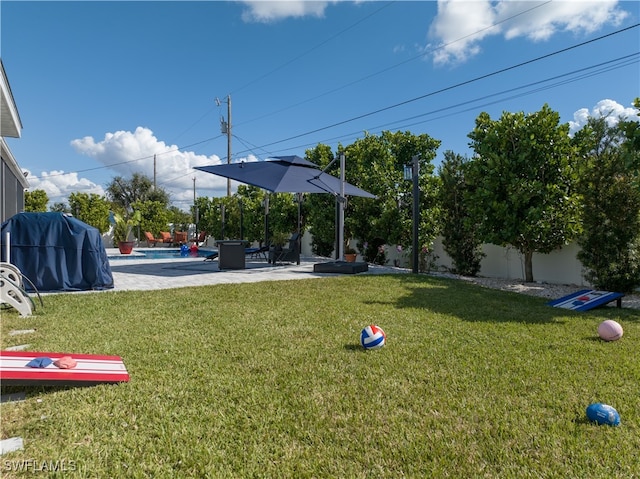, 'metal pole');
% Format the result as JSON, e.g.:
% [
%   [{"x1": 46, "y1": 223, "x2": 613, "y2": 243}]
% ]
[
  {"x1": 221, "y1": 204, "x2": 225, "y2": 239},
  {"x1": 239, "y1": 199, "x2": 244, "y2": 240},
  {"x1": 296, "y1": 192, "x2": 302, "y2": 234},
  {"x1": 226, "y1": 95, "x2": 232, "y2": 197},
  {"x1": 3, "y1": 232, "x2": 9, "y2": 263},
  {"x1": 193, "y1": 177, "x2": 197, "y2": 237},
  {"x1": 412, "y1": 154, "x2": 420, "y2": 274},
  {"x1": 263, "y1": 195, "x2": 270, "y2": 247},
  {"x1": 338, "y1": 153, "x2": 346, "y2": 261}
]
